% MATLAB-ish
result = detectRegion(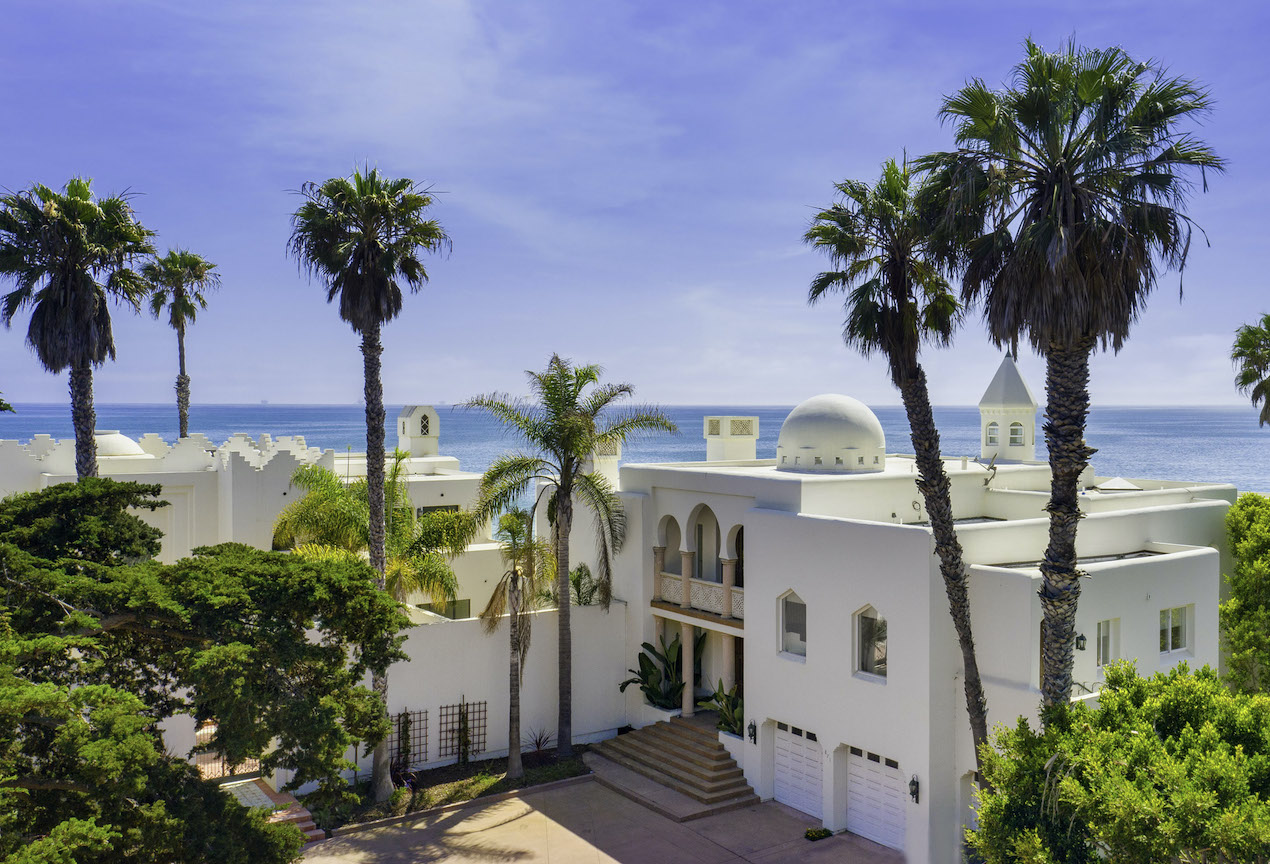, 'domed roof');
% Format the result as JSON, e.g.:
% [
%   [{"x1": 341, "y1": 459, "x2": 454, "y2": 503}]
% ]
[
  {"x1": 775, "y1": 394, "x2": 886, "y2": 474},
  {"x1": 94, "y1": 430, "x2": 150, "y2": 458}
]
